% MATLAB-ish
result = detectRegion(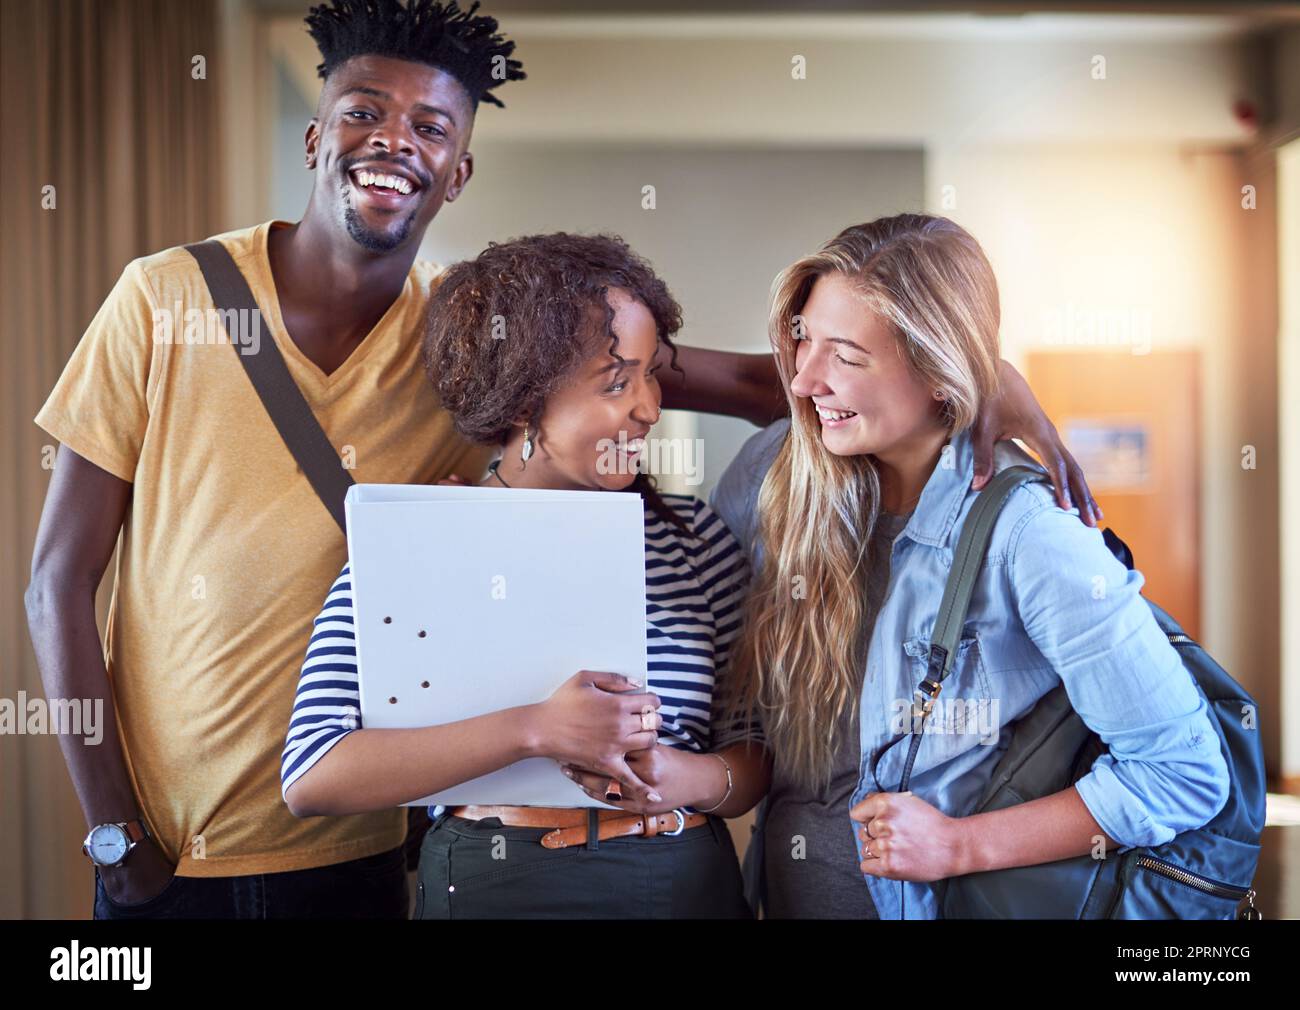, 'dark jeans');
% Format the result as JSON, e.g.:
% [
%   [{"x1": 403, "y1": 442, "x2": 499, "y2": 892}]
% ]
[
  {"x1": 415, "y1": 811, "x2": 752, "y2": 919},
  {"x1": 93, "y1": 845, "x2": 408, "y2": 919}
]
